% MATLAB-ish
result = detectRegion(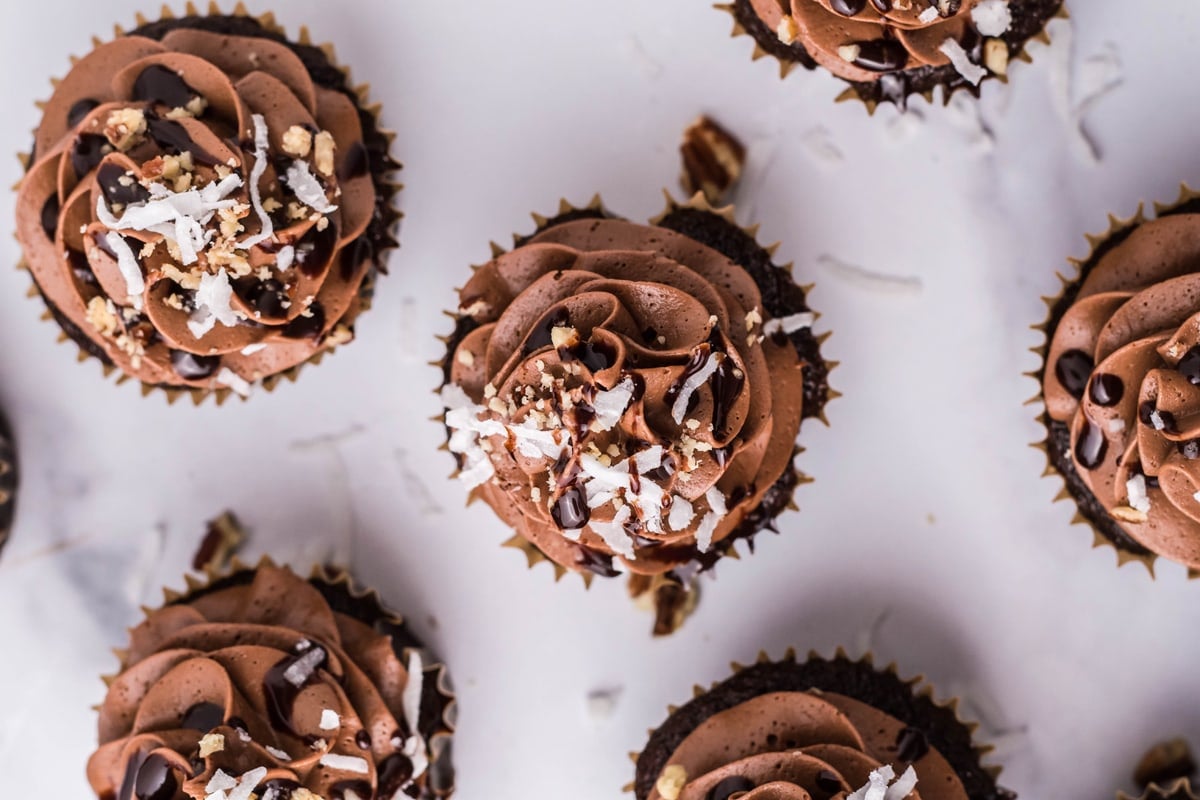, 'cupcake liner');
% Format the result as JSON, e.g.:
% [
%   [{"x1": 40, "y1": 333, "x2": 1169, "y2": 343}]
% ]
[
  {"x1": 105, "y1": 554, "x2": 457, "y2": 797},
  {"x1": 629, "y1": 648, "x2": 1011, "y2": 799},
  {"x1": 17, "y1": 1, "x2": 401, "y2": 405},
  {"x1": 1122, "y1": 782, "x2": 1199, "y2": 800},
  {"x1": 437, "y1": 193, "x2": 836, "y2": 627},
  {"x1": 717, "y1": 0, "x2": 1067, "y2": 114},
  {"x1": 0, "y1": 411, "x2": 16, "y2": 558},
  {"x1": 1030, "y1": 183, "x2": 1200, "y2": 579}
]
